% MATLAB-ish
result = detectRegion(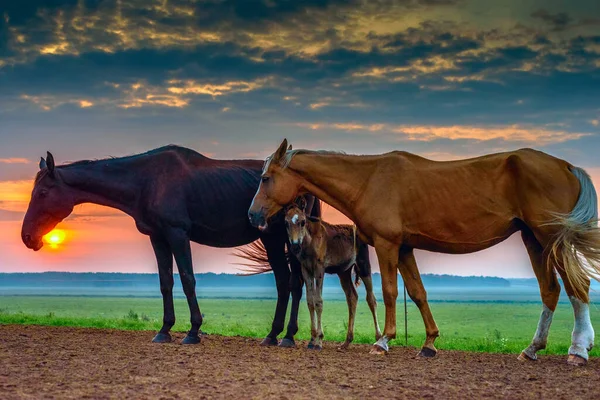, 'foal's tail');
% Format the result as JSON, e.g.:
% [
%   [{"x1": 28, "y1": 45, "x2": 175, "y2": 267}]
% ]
[
  {"x1": 230, "y1": 241, "x2": 291, "y2": 276},
  {"x1": 547, "y1": 166, "x2": 600, "y2": 301}
]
